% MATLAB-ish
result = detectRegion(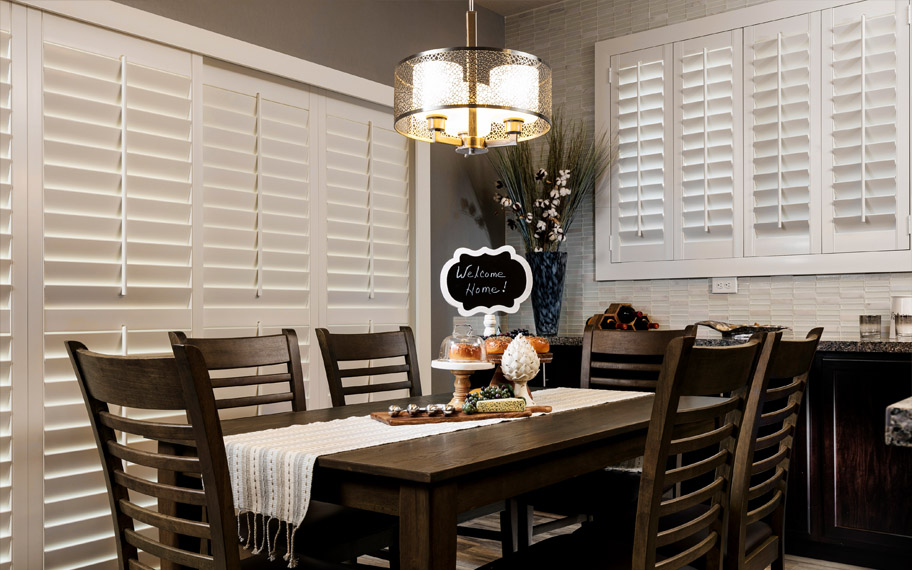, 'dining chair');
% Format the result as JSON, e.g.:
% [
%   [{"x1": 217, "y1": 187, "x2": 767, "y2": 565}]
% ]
[
  {"x1": 169, "y1": 329, "x2": 399, "y2": 566},
  {"x1": 65, "y1": 340, "x2": 353, "y2": 570},
  {"x1": 168, "y1": 329, "x2": 306, "y2": 413},
  {"x1": 727, "y1": 328, "x2": 823, "y2": 570},
  {"x1": 581, "y1": 321, "x2": 699, "y2": 390},
  {"x1": 315, "y1": 326, "x2": 422, "y2": 407},
  {"x1": 481, "y1": 333, "x2": 774, "y2": 570},
  {"x1": 516, "y1": 321, "x2": 699, "y2": 545}
]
